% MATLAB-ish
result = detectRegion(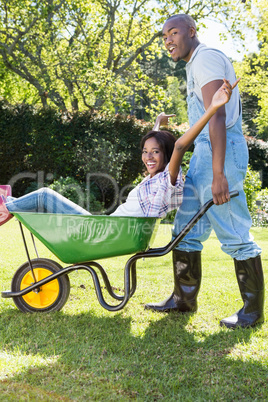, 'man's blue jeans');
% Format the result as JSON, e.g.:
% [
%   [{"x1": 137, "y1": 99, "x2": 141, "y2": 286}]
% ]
[
  {"x1": 173, "y1": 131, "x2": 261, "y2": 260},
  {"x1": 173, "y1": 71, "x2": 262, "y2": 262}
]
